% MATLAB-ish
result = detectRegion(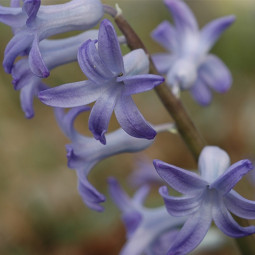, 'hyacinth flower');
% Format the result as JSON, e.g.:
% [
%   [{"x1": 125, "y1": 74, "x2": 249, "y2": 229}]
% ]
[
  {"x1": 108, "y1": 178, "x2": 186, "y2": 255},
  {"x1": 151, "y1": 0, "x2": 235, "y2": 105},
  {"x1": 54, "y1": 107, "x2": 174, "y2": 211},
  {"x1": 40, "y1": 19, "x2": 164, "y2": 144},
  {"x1": 11, "y1": 30, "x2": 99, "y2": 119},
  {"x1": 0, "y1": 0, "x2": 103, "y2": 77},
  {"x1": 153, "y1": 146, "x2": 255, "y2": 255}
]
